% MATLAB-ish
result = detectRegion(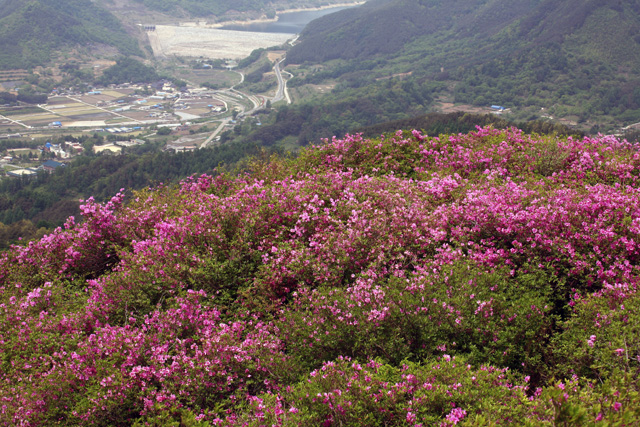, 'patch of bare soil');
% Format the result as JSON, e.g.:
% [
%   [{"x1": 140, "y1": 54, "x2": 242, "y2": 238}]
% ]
[
  {"x1": 267, "y1": 51, "x2": 286, "y2": 62},
  {"x1": 437, "y1": 102, "x2": 489, "y2": 115},
  {"x1": 149, "y1": 26, "x2": 292, "y2": 59}
]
